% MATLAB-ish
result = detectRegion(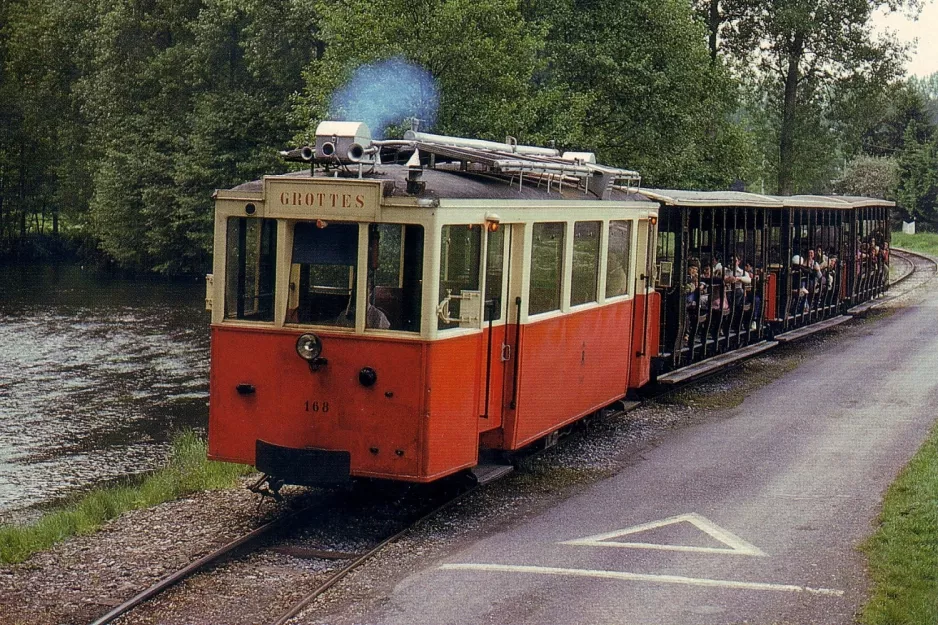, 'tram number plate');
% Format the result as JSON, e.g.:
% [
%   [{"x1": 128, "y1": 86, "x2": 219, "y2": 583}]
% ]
[{"x1": 304, "y1": 400, "x2": 331, "y2": 413}]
